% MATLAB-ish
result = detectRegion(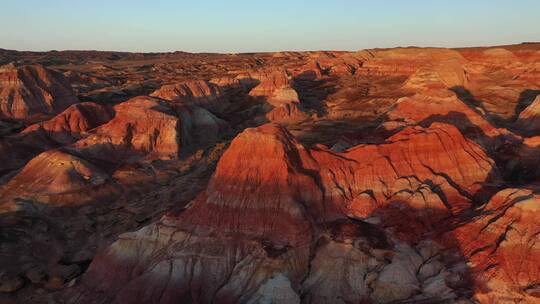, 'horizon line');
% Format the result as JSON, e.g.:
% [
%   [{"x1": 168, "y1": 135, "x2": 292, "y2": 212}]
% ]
[{"x1": 2, "y1": 42, "x2": 539, "y2": 55}]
